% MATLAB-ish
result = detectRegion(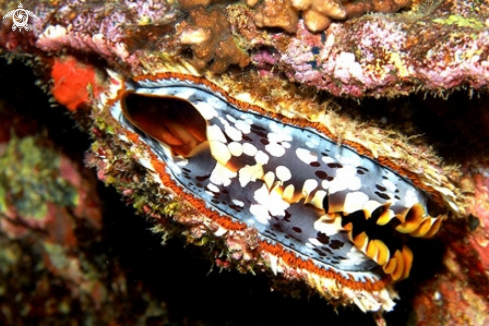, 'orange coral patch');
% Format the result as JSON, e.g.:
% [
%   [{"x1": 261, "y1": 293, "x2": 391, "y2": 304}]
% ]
[{"x1": 51, "y1": 56, "x2": 103, "y2": 111}]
